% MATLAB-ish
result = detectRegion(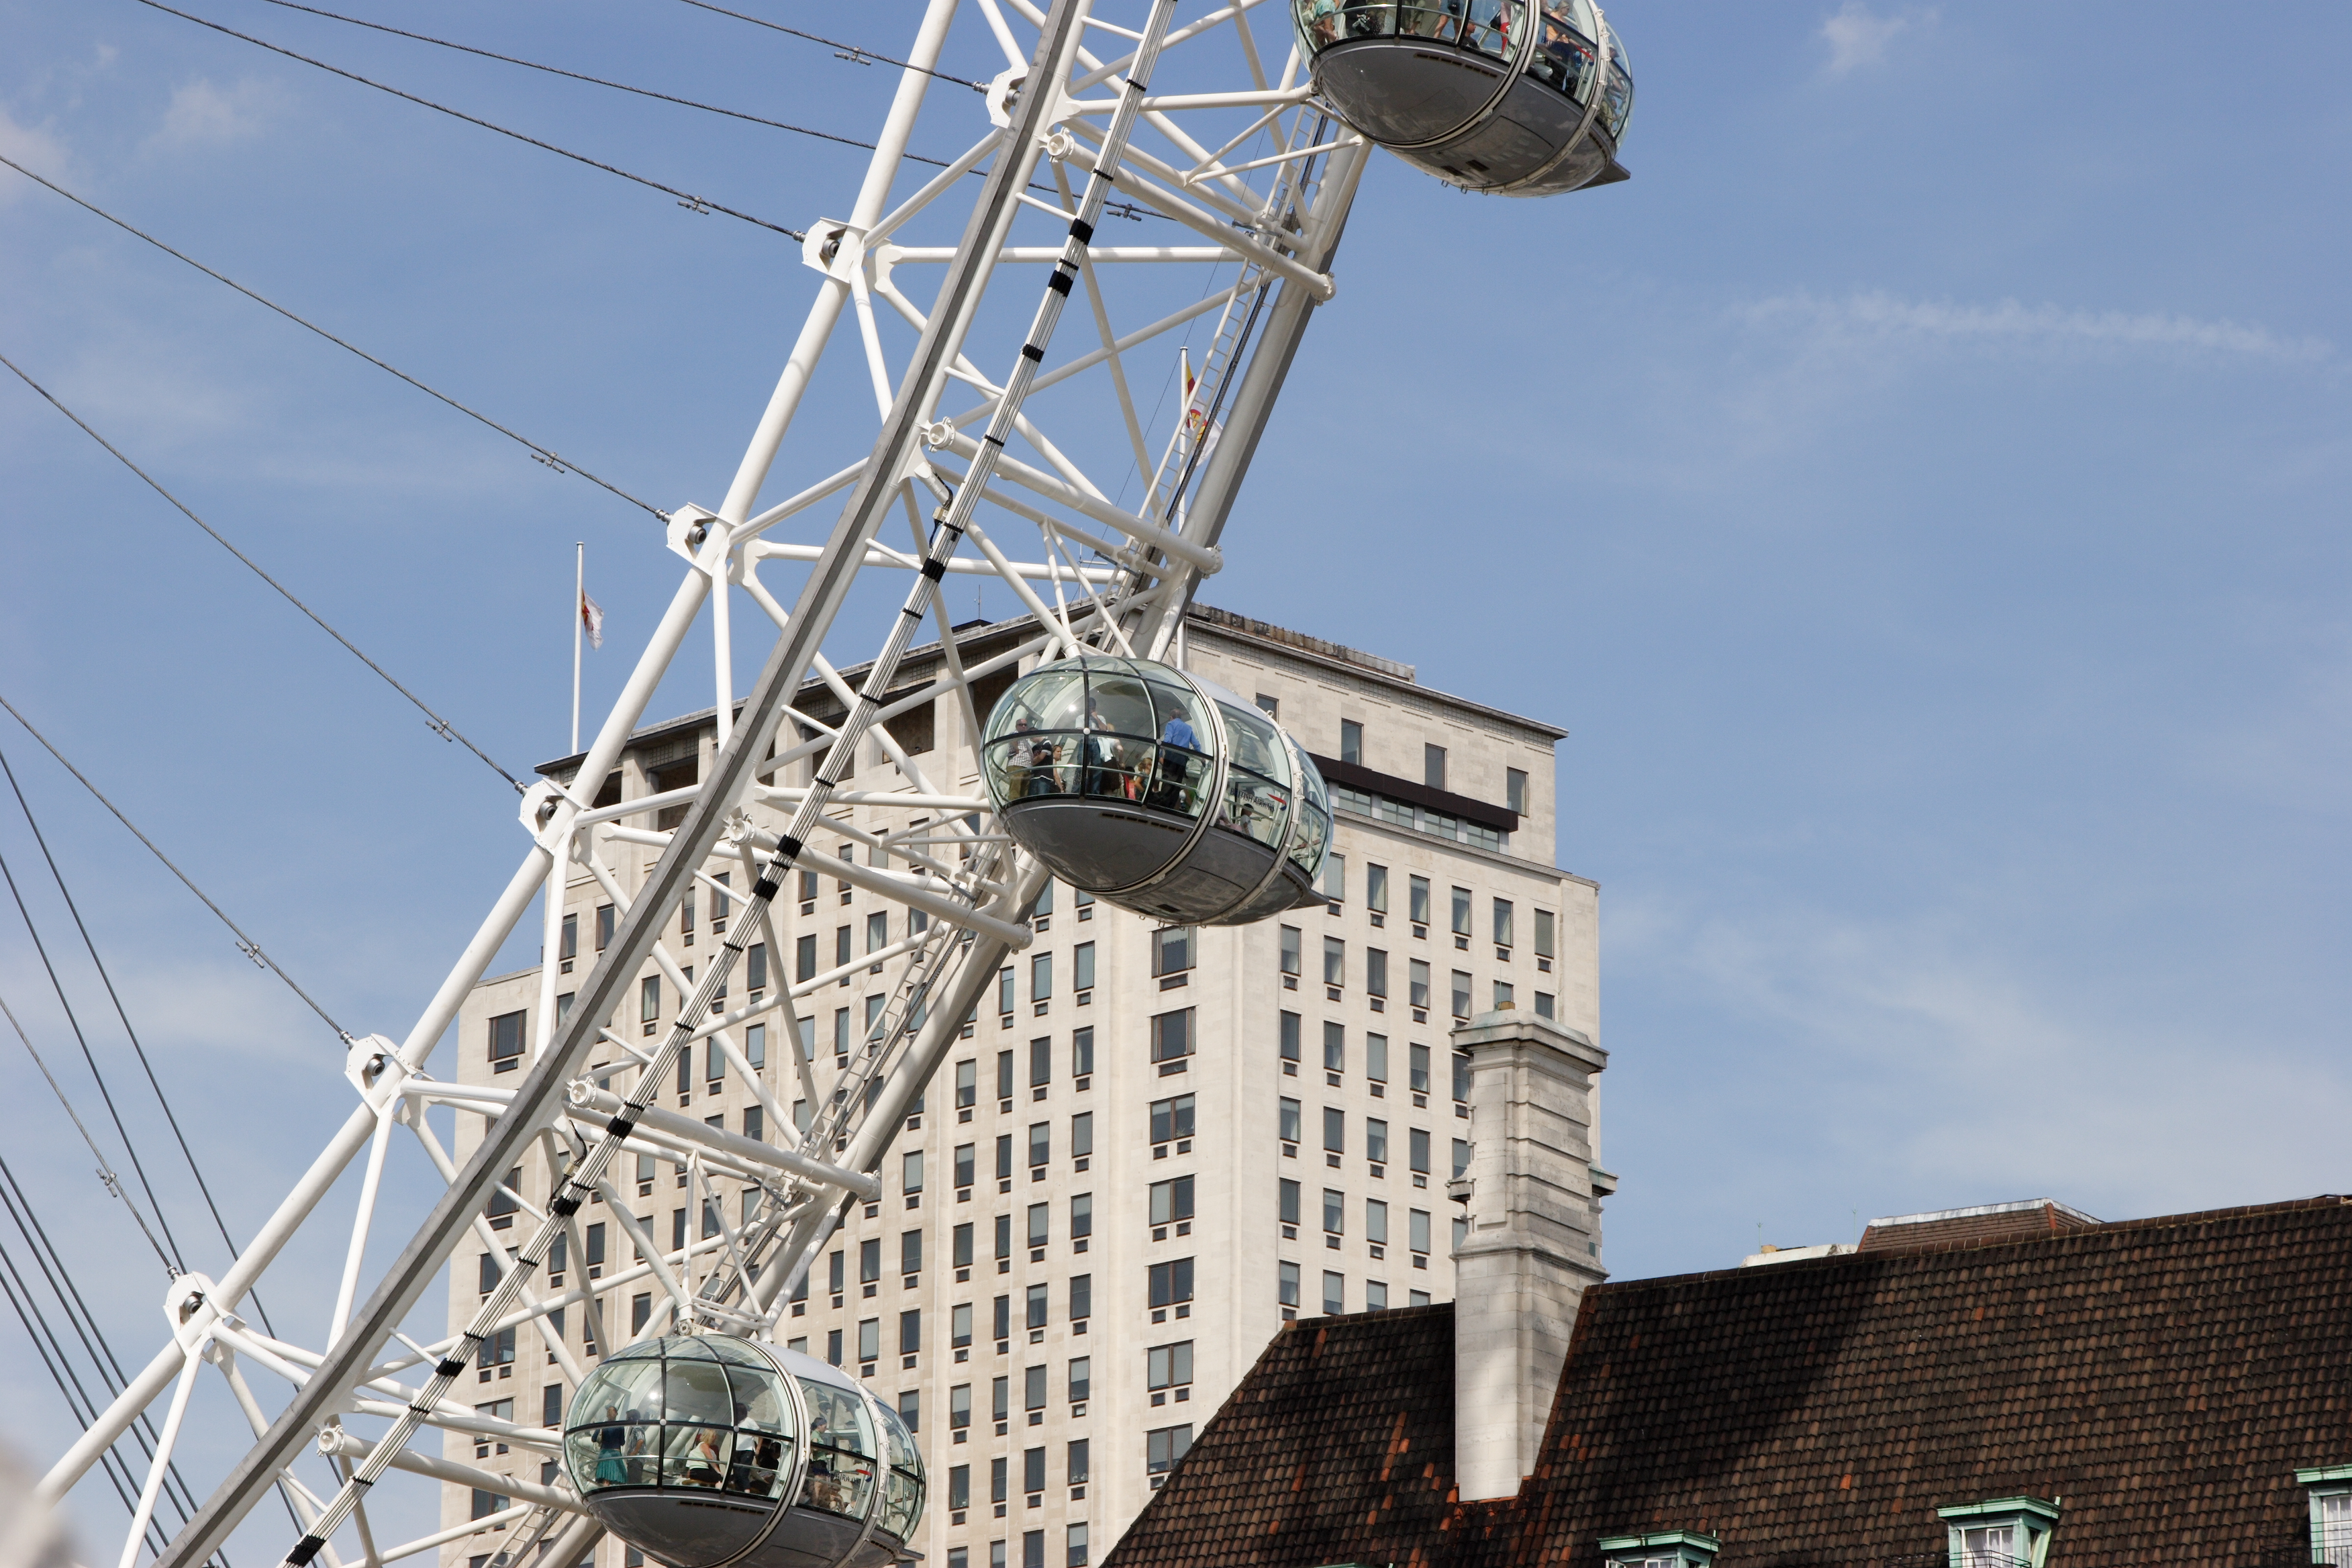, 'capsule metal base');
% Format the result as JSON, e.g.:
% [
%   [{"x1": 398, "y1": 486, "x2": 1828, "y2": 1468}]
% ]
[
  {"x1": 1003, "y1": 796, "x2": 1320, "y2": 925},
  {"x1": 1316, "y1": 39, "x2": 1625, "y2": 194}
]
